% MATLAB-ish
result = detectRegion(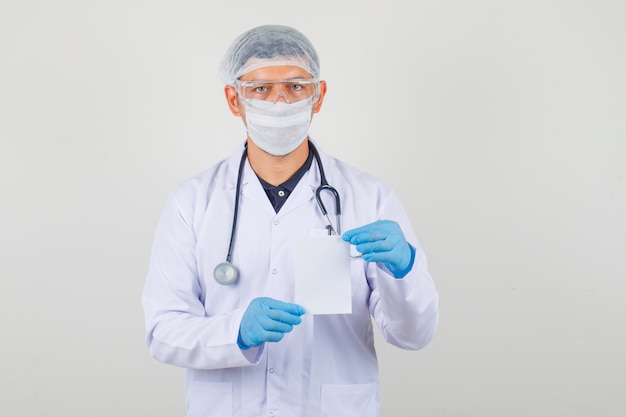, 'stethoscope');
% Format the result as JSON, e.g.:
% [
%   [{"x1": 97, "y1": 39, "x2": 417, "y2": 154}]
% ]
[{"x1": 213, "y1": 141, "x2": 341, "y2": 285}]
